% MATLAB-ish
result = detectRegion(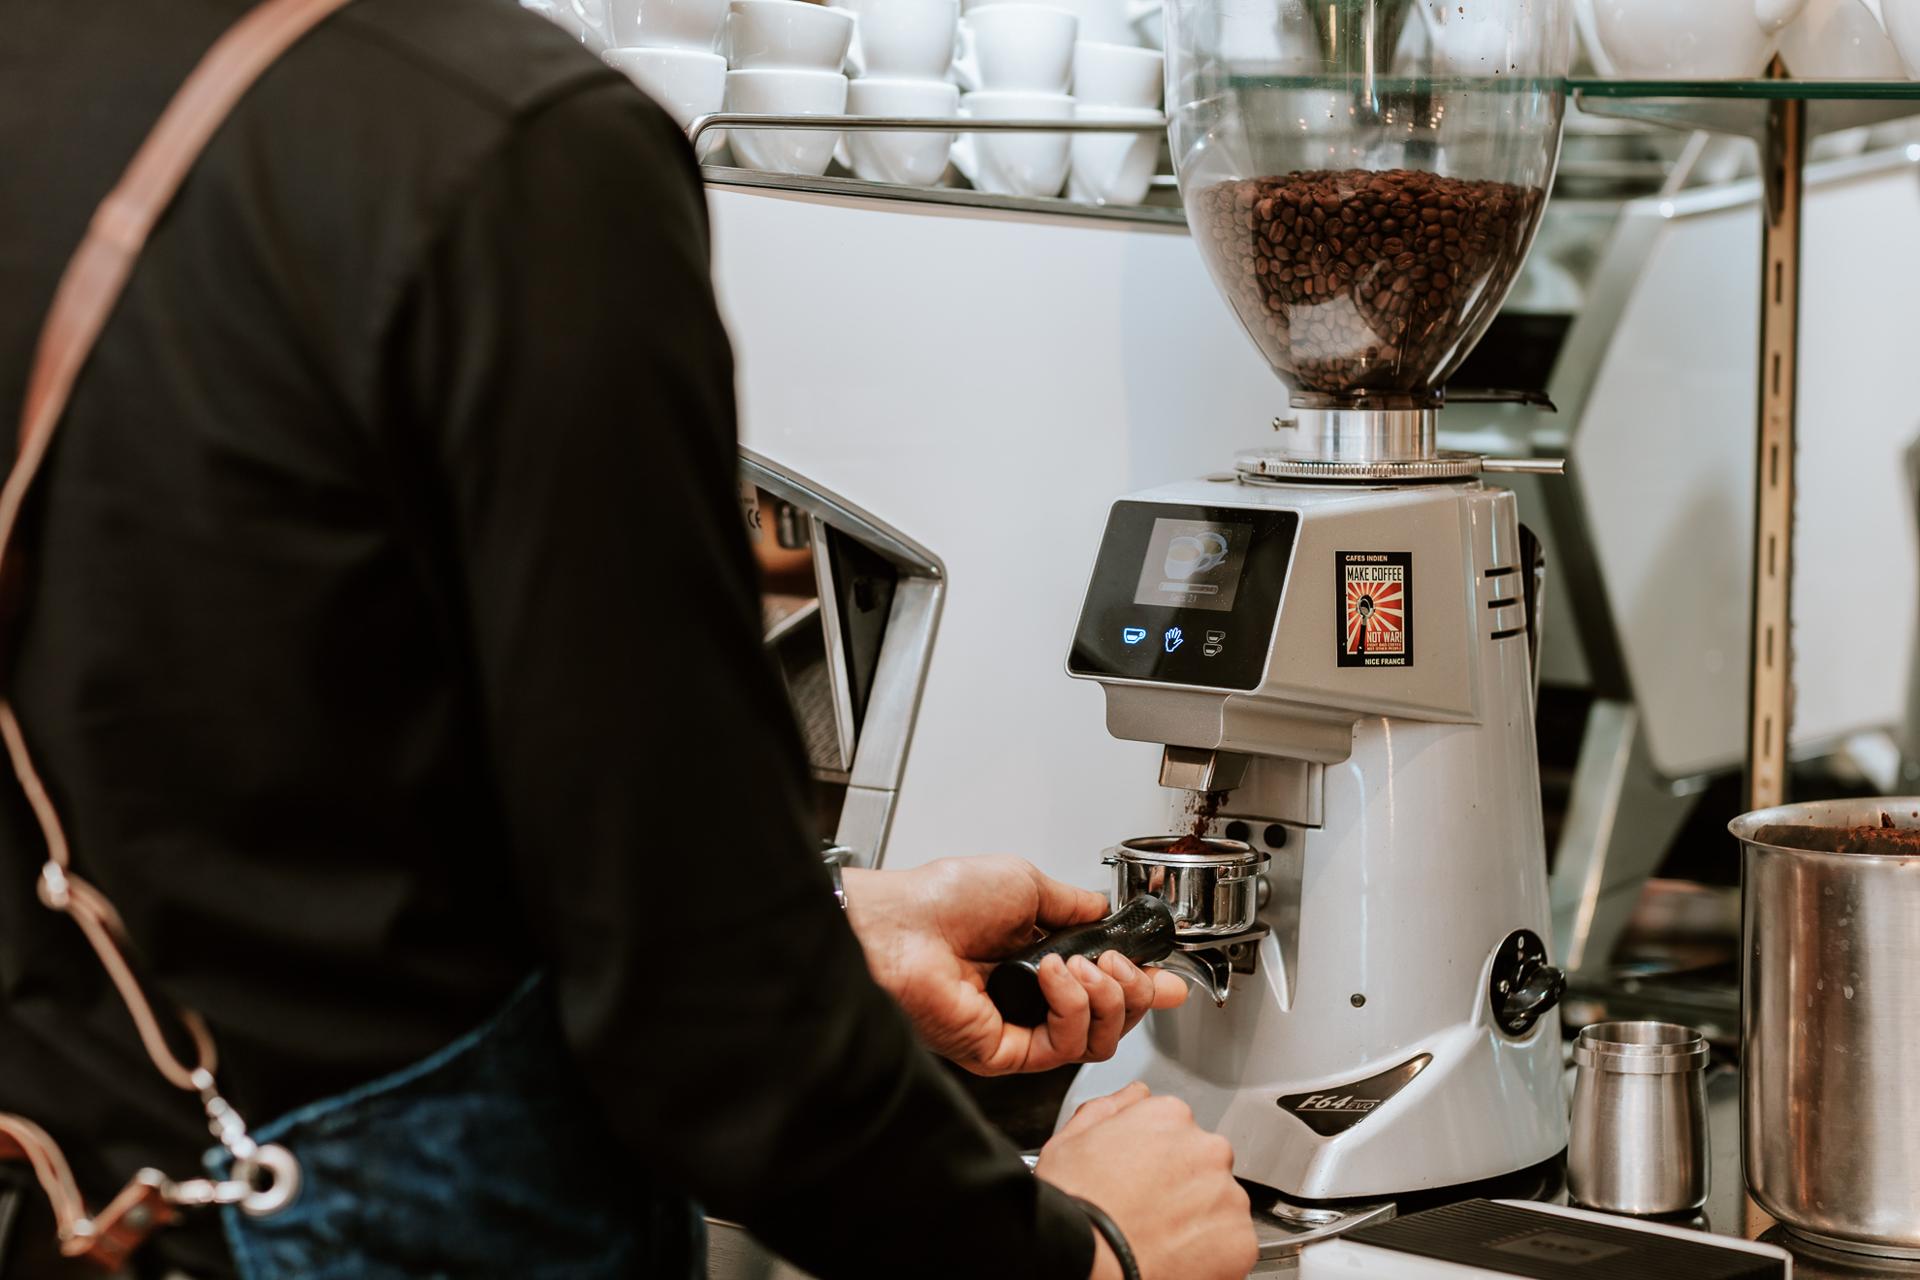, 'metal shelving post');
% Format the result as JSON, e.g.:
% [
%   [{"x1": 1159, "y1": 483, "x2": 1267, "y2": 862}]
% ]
[
  {"x1": 1749, "y1": 92, "x2": 1804, "y2": 812},
  {"x1": 1568, "y1": 78, "x2": 1920, "y2": 811}
]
